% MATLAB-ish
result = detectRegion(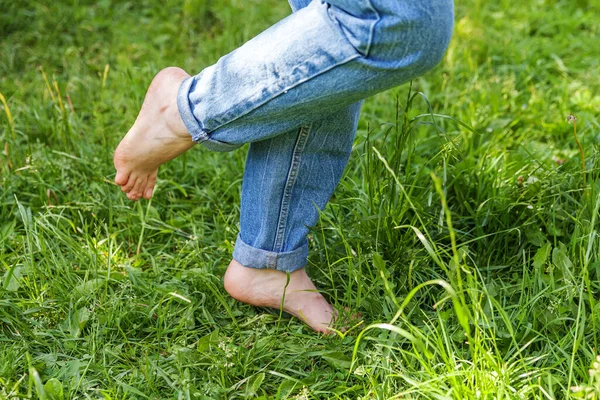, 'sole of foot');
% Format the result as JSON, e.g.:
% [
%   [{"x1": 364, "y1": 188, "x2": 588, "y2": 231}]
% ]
[
  {"x1": 224, "y1": 259, "x2": 338, "y2": 334},
  {"x1": 114, "y1": 67, "x2": 195, "y2": 201}
]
